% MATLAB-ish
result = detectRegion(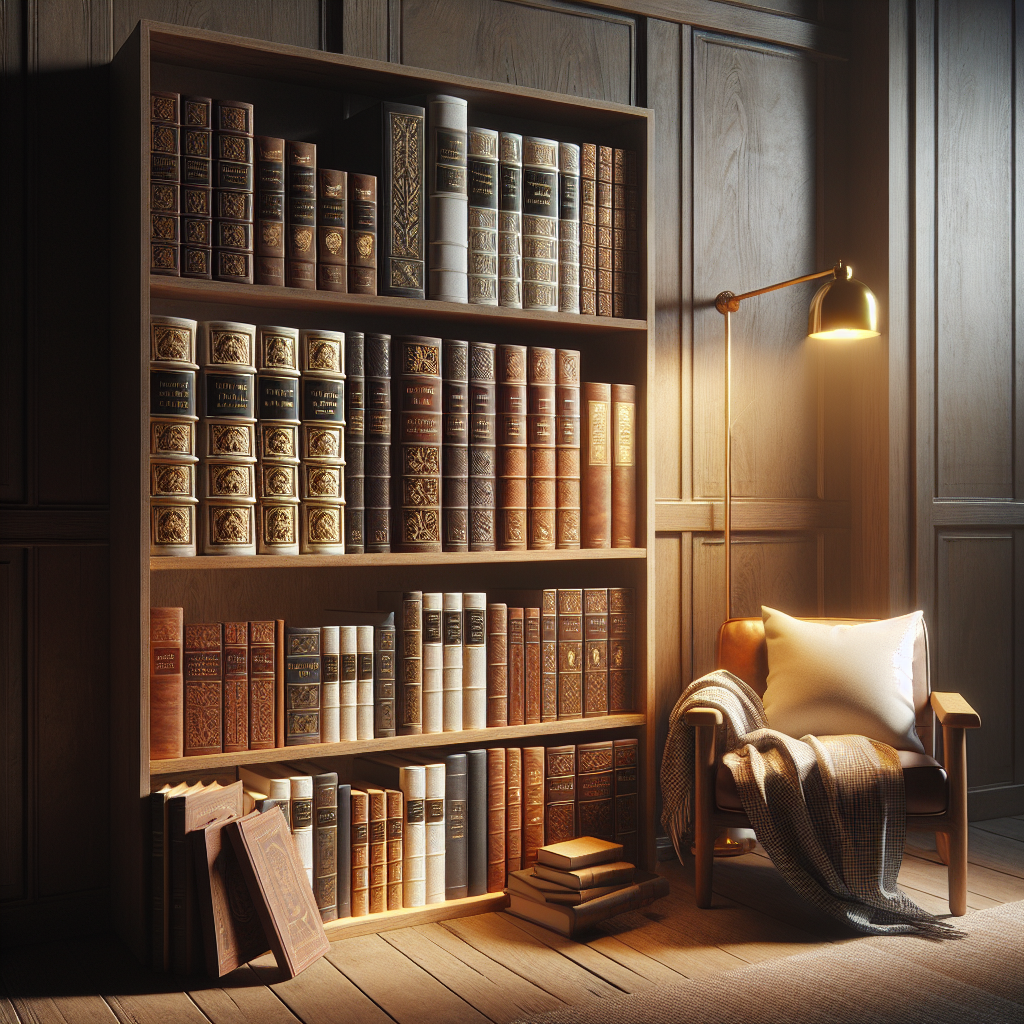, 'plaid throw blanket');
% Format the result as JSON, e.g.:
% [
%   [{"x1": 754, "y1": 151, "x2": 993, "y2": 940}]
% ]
[{"x1": 661, "y1": 670, "x2": 965, "y2": 938}]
